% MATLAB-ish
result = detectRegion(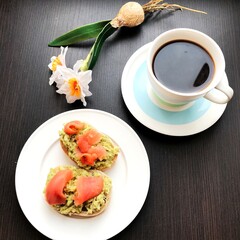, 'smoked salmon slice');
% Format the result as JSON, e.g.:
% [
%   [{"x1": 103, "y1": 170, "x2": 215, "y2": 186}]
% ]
[
  {"x1": 77, "y1": 146, "x2": 106, "y2": 166},
  {"x1": 74, "y1": 176, "x2": 104, "y2": 206},
  {"x1": 45, "y1": 169, "x2": 73, "y2": 205},
  {"x1": 84, "y1": 129, "x2": 102, "y2": 145},
  {"x1": 88, "y1": 146, "x2": 106, "y2": 160},
  {"x1": 77, "y1": 135, "x2": 91, "y2": 153},
  {"x1": 64, "y1": 121, "x2": 84, "y2": 135},
  {"x1": 80, "y1": 153, "x2": 98, "y2": 166}
]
